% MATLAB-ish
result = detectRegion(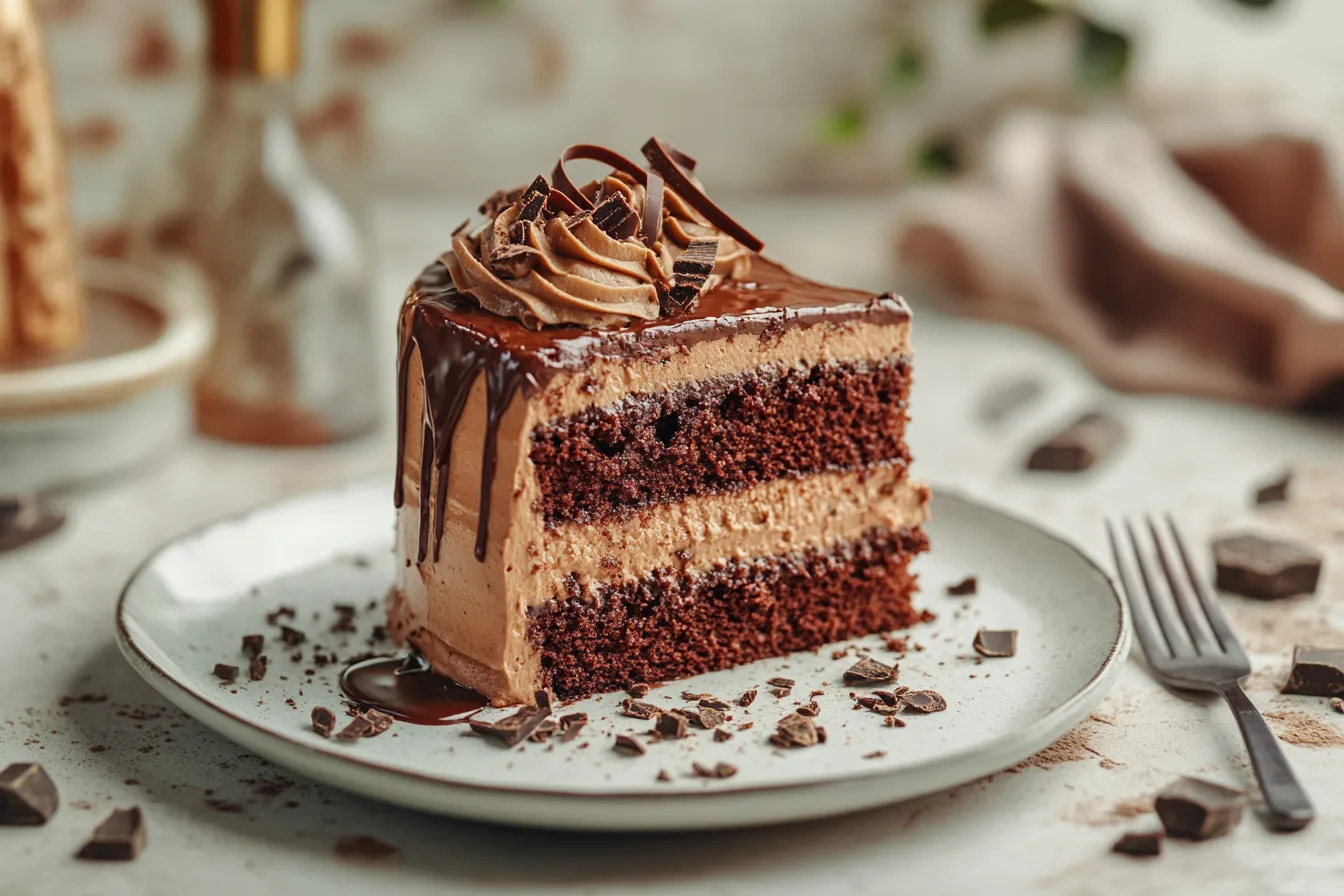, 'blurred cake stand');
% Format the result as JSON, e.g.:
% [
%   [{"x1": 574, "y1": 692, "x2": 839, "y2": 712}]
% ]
[{"x1": 0, "y1": 258, "x2": 212, "y2": 496}]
